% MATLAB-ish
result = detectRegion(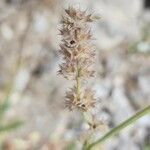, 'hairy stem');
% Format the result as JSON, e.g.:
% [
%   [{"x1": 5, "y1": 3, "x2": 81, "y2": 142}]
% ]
[
  {"x1": 85, "y1": 105, "x2": 150, "y2": 150},
  {"x1": 76, "y1": 60, "x2": 81, "y2": 101}
]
